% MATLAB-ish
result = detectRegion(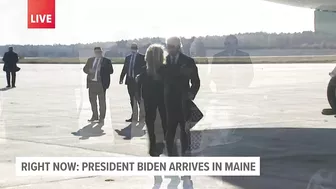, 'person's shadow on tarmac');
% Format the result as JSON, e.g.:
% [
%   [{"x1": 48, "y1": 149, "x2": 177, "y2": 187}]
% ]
[
  {"x1": 114, "y1": 122, "x2": 146, "y2": 140},
  {"x1": 71, "y1": 122, "x2": 106, "y2": 140},
  {"x1": 0, "y1": 87, "x2": 13, "y2": 91}
]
